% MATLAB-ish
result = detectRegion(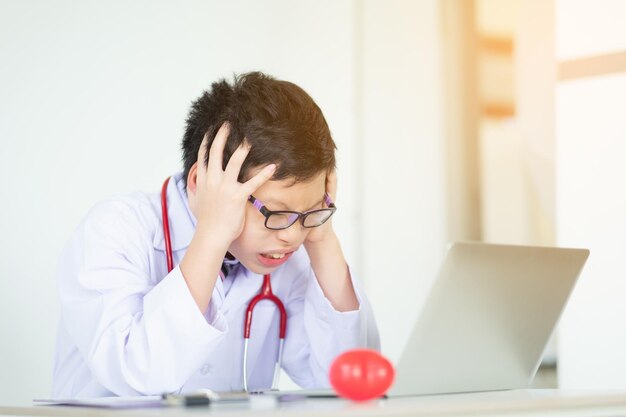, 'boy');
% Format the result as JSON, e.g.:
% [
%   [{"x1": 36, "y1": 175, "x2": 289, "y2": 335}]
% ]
[{"x1": 52, "y1": 72, "x2": 380, "y2": 397}]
